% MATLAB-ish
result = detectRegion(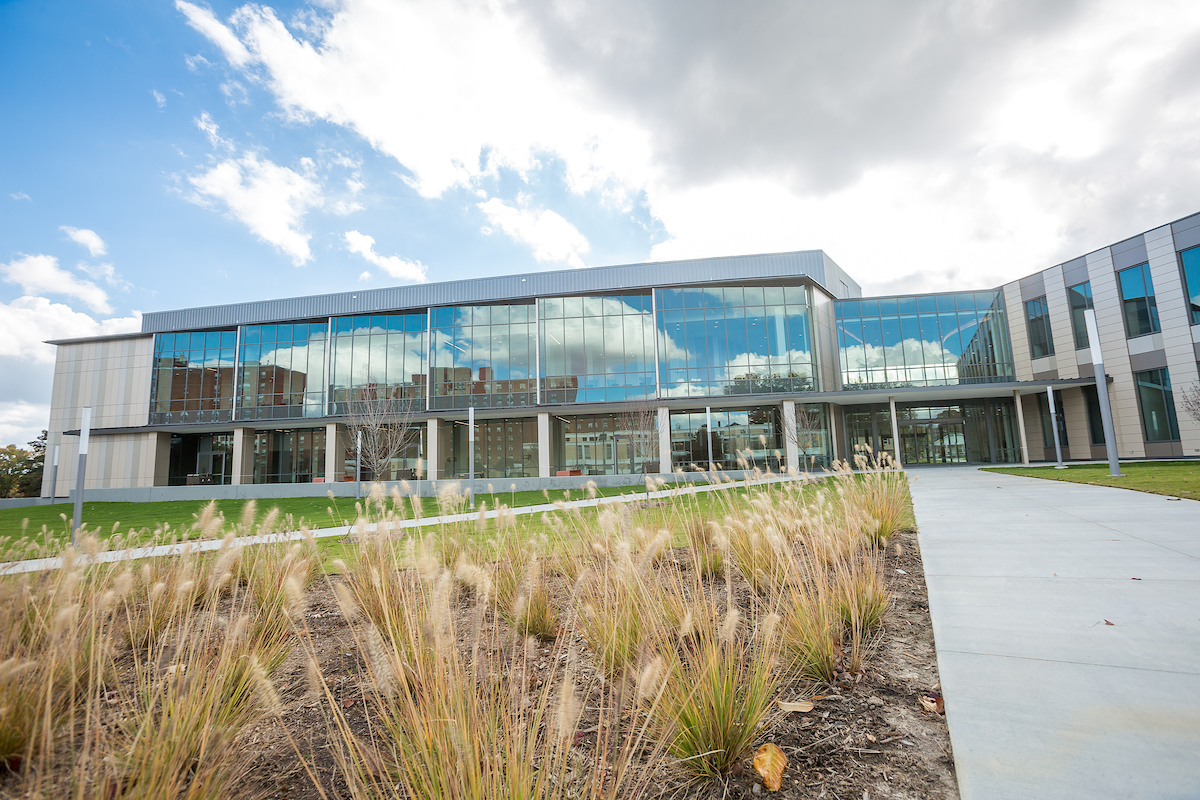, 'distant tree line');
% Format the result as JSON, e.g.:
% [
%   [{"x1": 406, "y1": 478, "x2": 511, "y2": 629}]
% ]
[{"x1": 0, "y1": 430, "x2": 45, "y2": 498}]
